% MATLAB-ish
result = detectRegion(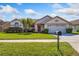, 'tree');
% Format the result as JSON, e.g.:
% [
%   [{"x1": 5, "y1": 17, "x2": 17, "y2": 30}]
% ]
[
  {"x1": 20, "y1": 18, "x2": 27, "y2": 32},
  {"x1": 27, "y1": 18, "x2": 35, "y2": 30},
  {"x1": 20, "y1": 18, "x2": 36, "y2": 32}
]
